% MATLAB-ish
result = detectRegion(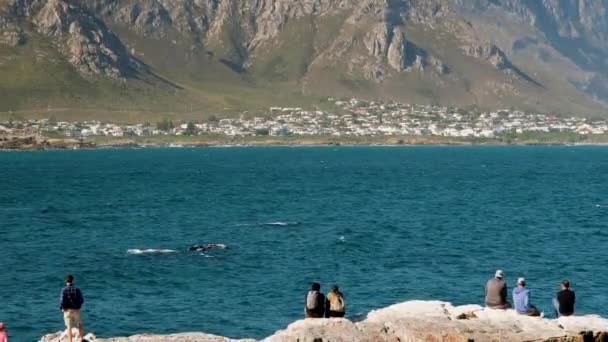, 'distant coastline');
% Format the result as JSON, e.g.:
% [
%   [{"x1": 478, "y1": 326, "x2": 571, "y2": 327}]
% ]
[{"x1": 3, "y1": 133, "x2": 608, "y2": 150}]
